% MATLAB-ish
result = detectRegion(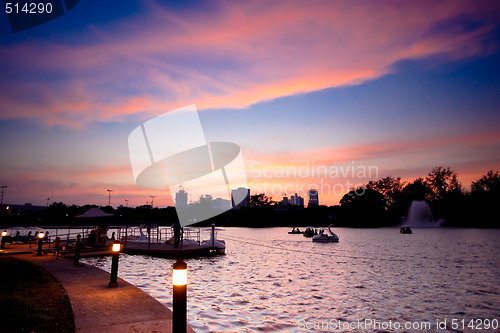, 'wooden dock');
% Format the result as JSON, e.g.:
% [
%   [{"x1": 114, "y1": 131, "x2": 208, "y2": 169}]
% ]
[{"x1": 123, "y1": 241, "x2": 224, "y2": 258}]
